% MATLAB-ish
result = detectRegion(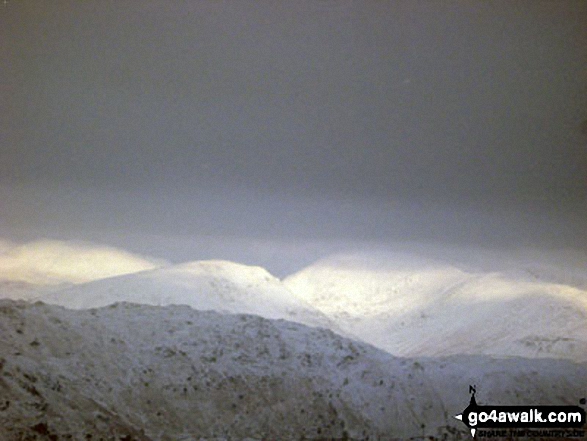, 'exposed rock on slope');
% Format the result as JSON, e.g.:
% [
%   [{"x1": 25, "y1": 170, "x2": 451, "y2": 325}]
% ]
[
  {"x1": 284, "y1": 251, "x2": 587, "y2": 362},
  {"x1": 1, "y1": 300, "x2": 586, "y2": 440}
]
